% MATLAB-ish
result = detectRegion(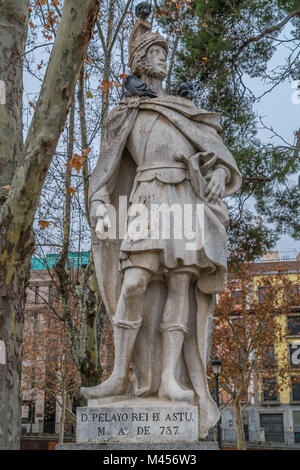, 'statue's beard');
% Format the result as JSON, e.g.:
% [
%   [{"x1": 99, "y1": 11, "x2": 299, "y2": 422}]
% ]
[{"x1": 140, "y1": 60, "x2": 167, "y2": 80}]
